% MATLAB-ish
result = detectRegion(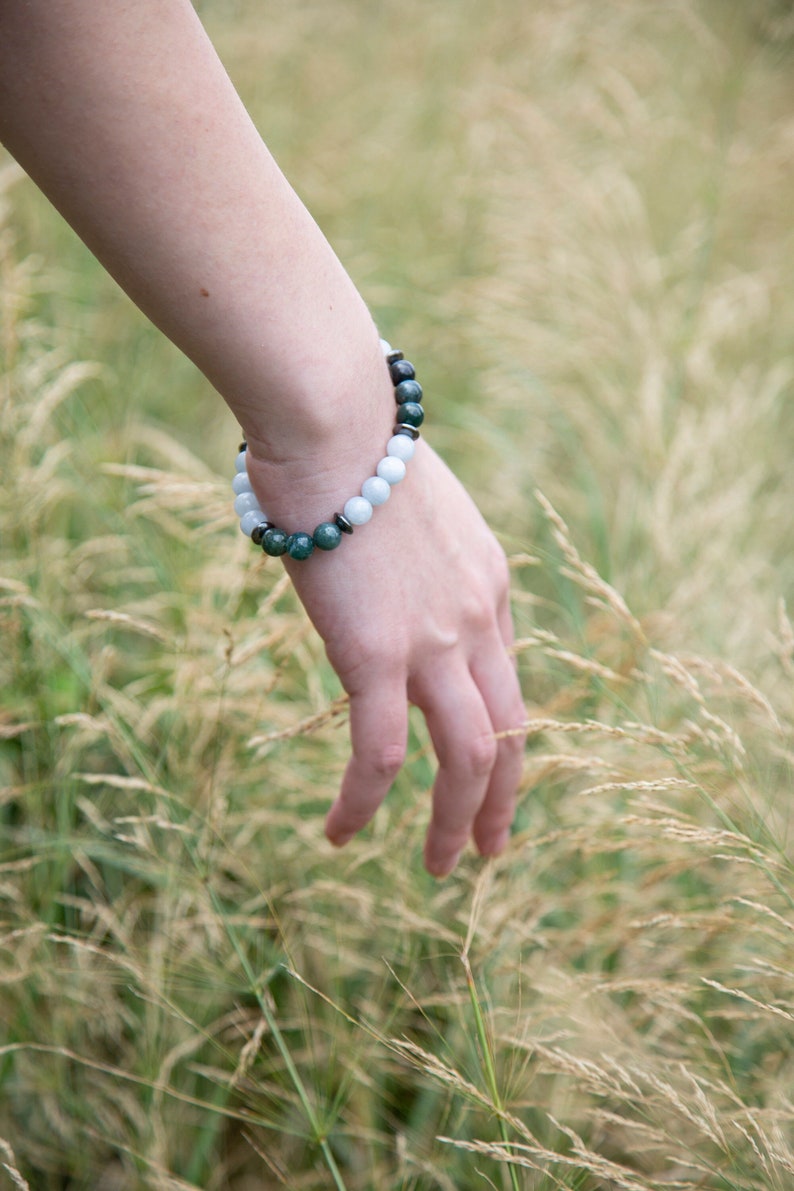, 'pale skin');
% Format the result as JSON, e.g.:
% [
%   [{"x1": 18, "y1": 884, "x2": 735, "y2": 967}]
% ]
[{"x1": 0, "y1": 0, "x2": 527, "y2": 876}]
